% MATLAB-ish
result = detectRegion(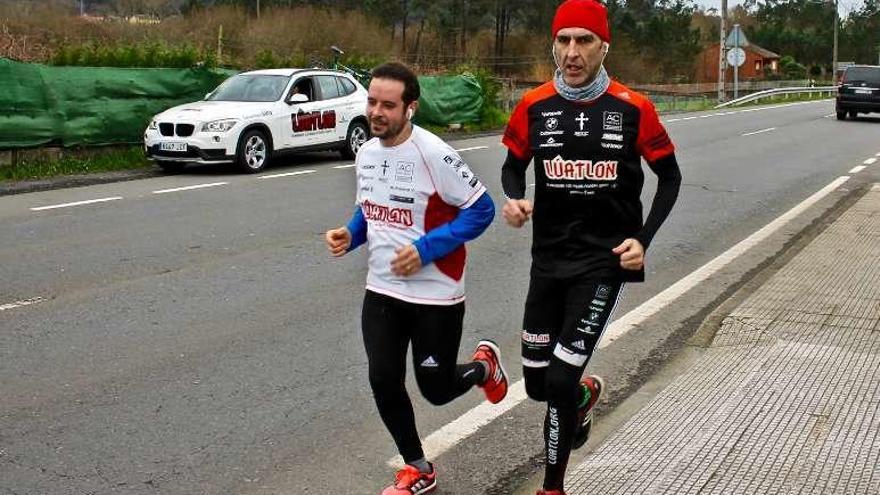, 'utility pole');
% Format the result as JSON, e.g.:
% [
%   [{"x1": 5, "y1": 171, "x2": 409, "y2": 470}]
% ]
[
  {"x1": 733, "y1": 24, "x2": 740, "y2": 100},
  {"x1": 79, "y1": 0, "x2": 84, "y2": 16},
  {"x1": 832, "y1": 0, "x2": 839, "y2": 84},
  {"x1": 217, "y1": 25, "x2": 223, "y2": 67},
  {"x1": 718, "y1": 0, "x2": 727, "y2": 103},
  {"x1": 256, "y1": 0, "x2": 261, "y2": 19}
]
